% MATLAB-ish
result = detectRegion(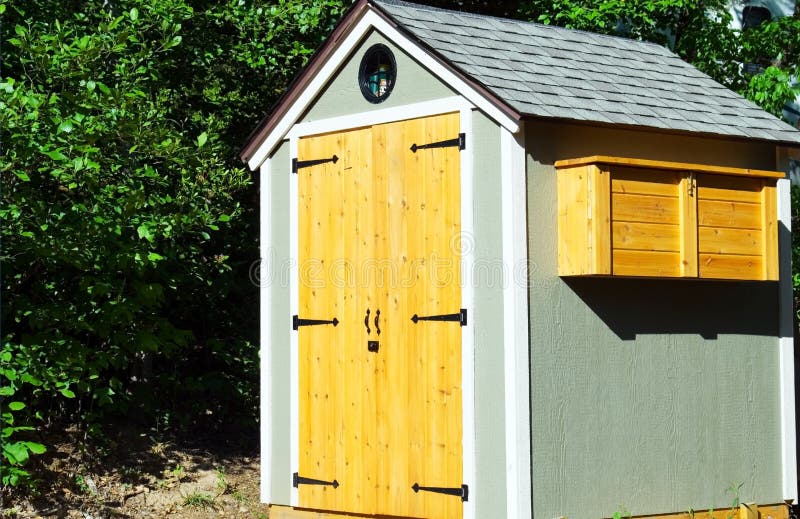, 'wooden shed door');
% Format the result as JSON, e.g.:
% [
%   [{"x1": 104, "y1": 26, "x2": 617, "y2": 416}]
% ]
[{"x1": 297, "y1": 112, "x2": 463, "y2": 519}]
